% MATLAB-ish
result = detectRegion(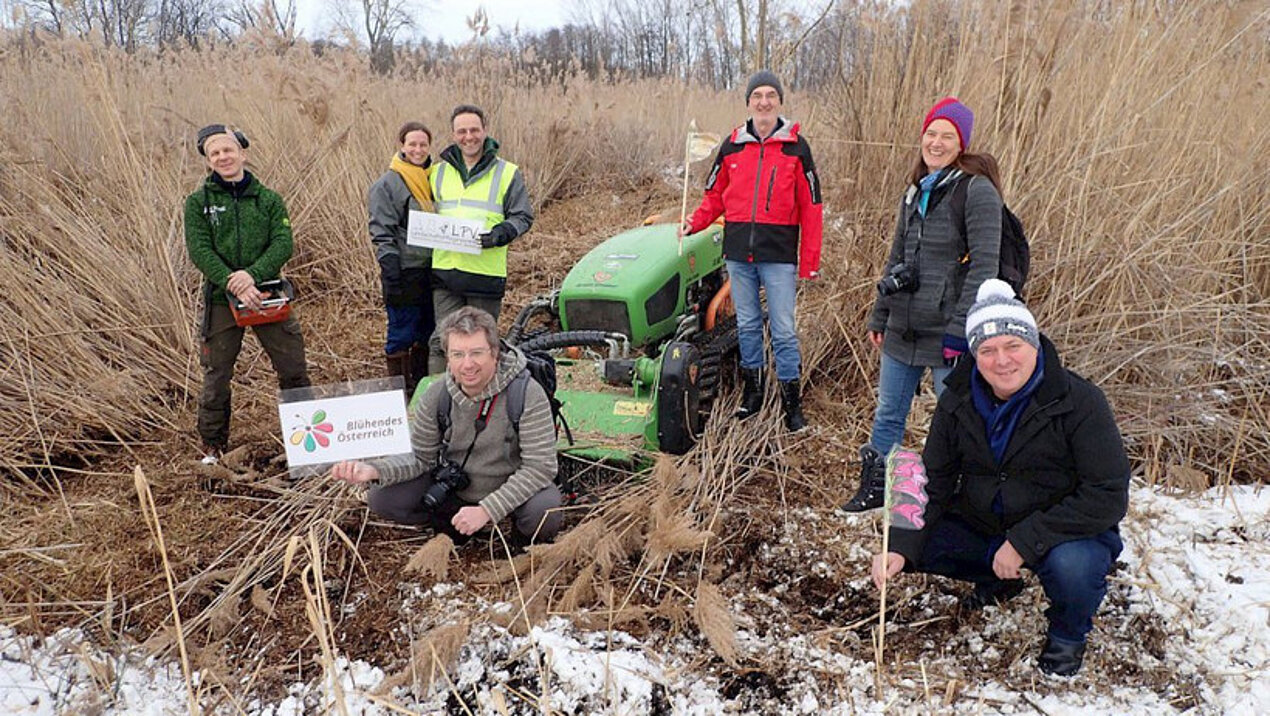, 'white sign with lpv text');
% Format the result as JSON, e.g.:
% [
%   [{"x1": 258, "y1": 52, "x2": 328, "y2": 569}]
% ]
[{"x1": 407, "y1": 211, "x2": 484, "y2": 254}]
